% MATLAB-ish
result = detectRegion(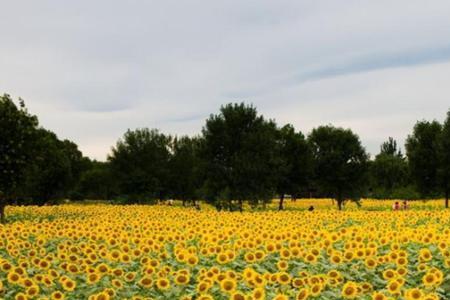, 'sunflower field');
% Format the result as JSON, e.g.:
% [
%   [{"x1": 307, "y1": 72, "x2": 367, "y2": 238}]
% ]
[{"x1": 0, "y1": 200, "x2": 449, "y2": 300}]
